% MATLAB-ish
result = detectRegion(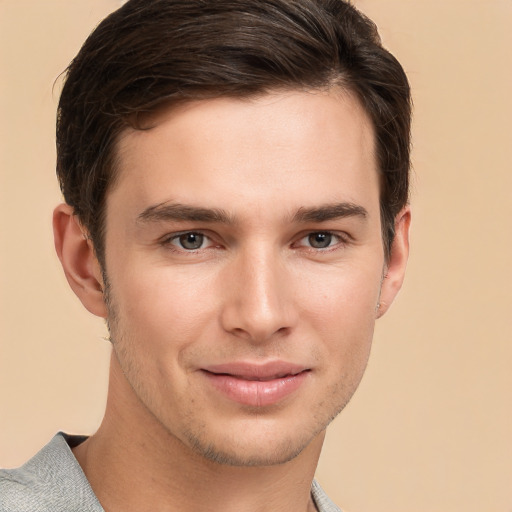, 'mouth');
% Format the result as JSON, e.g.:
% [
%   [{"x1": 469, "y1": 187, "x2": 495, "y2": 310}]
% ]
[
  {"x1": 209, "y1": 372, "x2": 303, "y2": 381},
  {"x1": 200, "y1": 361, "x2": 310, "y2": 407}
]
